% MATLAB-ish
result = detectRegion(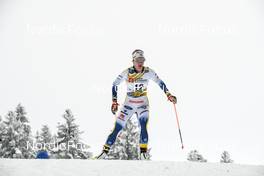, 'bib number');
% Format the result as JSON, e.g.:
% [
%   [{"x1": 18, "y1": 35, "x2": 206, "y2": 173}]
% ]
[{"x1": 134, "y1": 83, "x2": 144, "y2": 91}]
